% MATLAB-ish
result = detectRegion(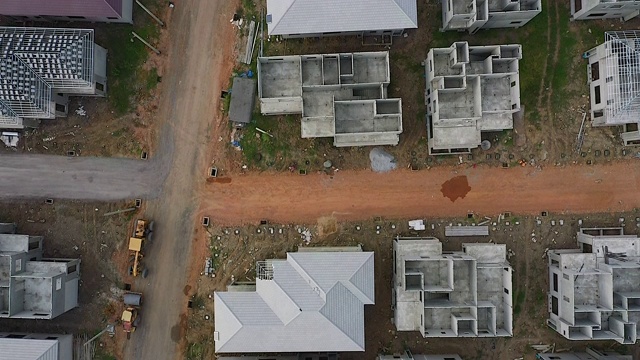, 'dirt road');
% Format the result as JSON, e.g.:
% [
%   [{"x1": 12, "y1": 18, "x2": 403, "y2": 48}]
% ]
[
  {"x1": 0, "y1": 154, "x2": 161, "y2": 199},
  {"x1": 202, "y1": 162, "x2": 640, "y2": 225},
  {"x1": 122, "y1": 0, "x2": 236, "y2": 359}
]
